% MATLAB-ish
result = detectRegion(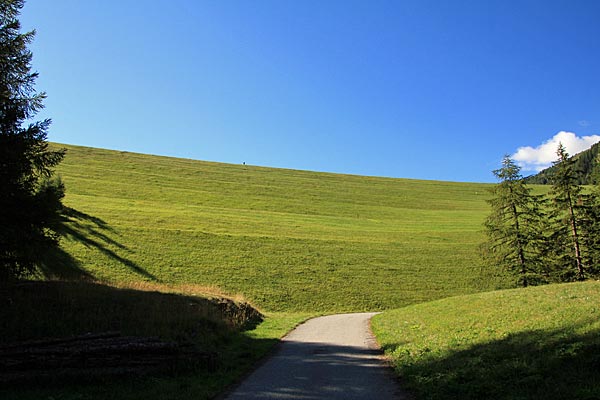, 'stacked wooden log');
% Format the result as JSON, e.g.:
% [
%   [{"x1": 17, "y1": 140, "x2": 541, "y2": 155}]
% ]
[{"x1": 0, "y1": 332, "x2": 216, "y2": 385}]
